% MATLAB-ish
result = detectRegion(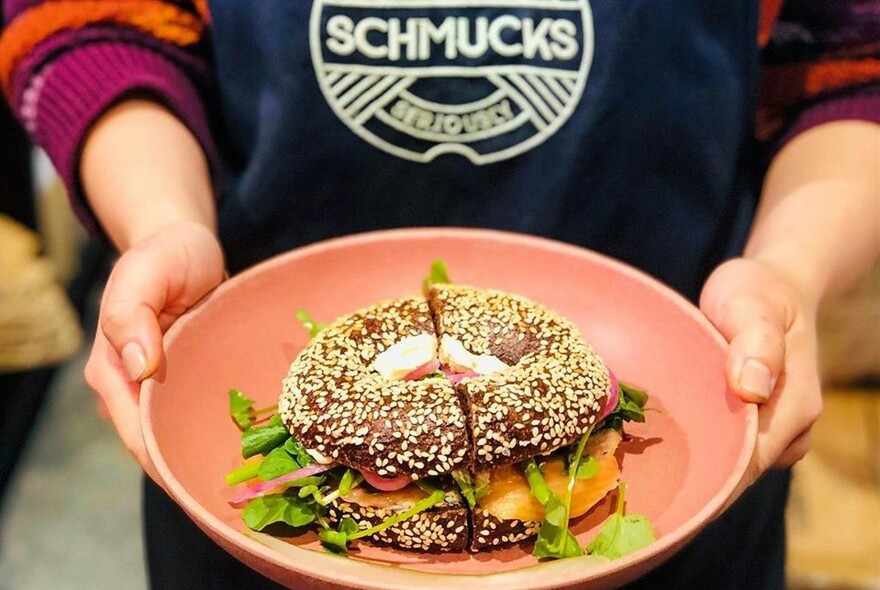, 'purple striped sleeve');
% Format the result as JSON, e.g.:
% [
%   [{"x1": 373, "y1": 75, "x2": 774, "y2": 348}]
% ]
[
  {"x1": 777, "y1": 83, "x2": 880, "y2": 149},
  {"x1": 8, "y1": 32, "x2": 218, "y2": 237}
]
